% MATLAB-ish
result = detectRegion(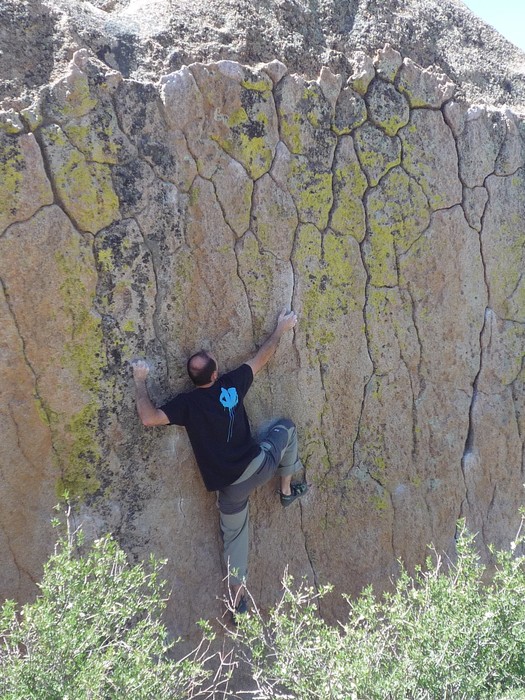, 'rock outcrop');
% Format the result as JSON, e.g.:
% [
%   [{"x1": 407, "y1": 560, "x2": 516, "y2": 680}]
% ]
[
  {"x1": 3, "y1": 0, "x2": 525, "y2": 110},
  {"x1": 1, "y1": 0, "x2": 524, "y2": 638}
]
